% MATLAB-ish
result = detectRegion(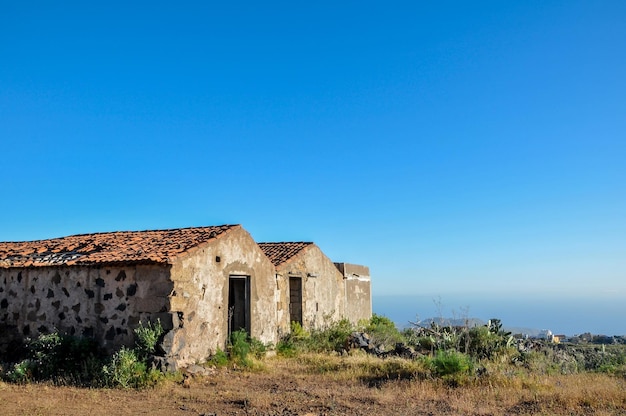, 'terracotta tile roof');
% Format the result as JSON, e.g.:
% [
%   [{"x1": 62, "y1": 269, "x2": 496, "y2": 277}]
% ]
[
  {"x1": 258, "y1": 242, "x2": 313, "y2": 267},
  {"x1": 0, "y1": 225, "x2": 239, "y2": 268}
]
